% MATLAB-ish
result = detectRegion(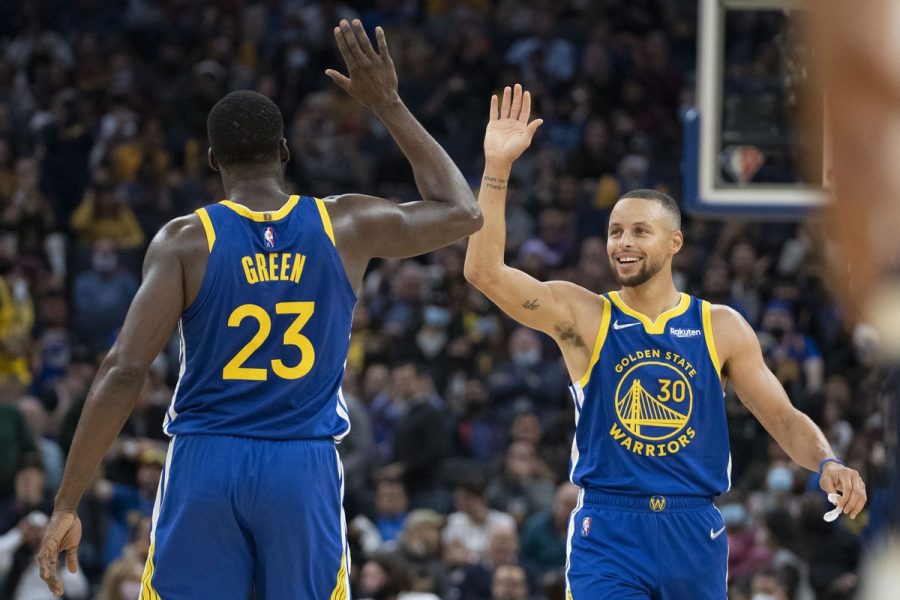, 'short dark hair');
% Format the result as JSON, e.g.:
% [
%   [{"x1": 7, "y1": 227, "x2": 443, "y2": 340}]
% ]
[
  {"x1": 617, "y1": 189, "x2": 681, "y2": 230},
  {"x1": 207, "y1": 90, "x2": 283, "y2": 167}
]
